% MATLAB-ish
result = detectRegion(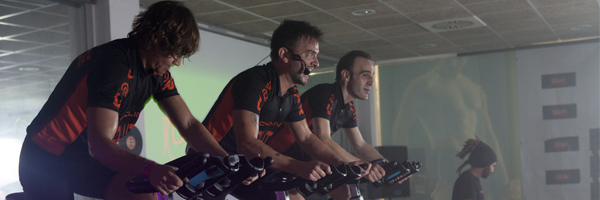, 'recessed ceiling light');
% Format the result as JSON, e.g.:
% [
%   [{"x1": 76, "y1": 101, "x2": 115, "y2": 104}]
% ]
[
  {"x1": 418, "y1": 43, "x2": 437, "y2": 48},
  {"x1": 19, "y1": 67, "x2": 39, "y2": 72},
  {"x1": 352, "y1": 9, "x2": 375, "y2": 16},
  {"x1": 432, "y1": 20, "x2": 474, "y2": 30},
  {"x1": 571, "y1": 24, "x2": 592, "y2": 31},
  {"x1": 418, "y1": 16, "x2": 487, "y2": 33}
]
